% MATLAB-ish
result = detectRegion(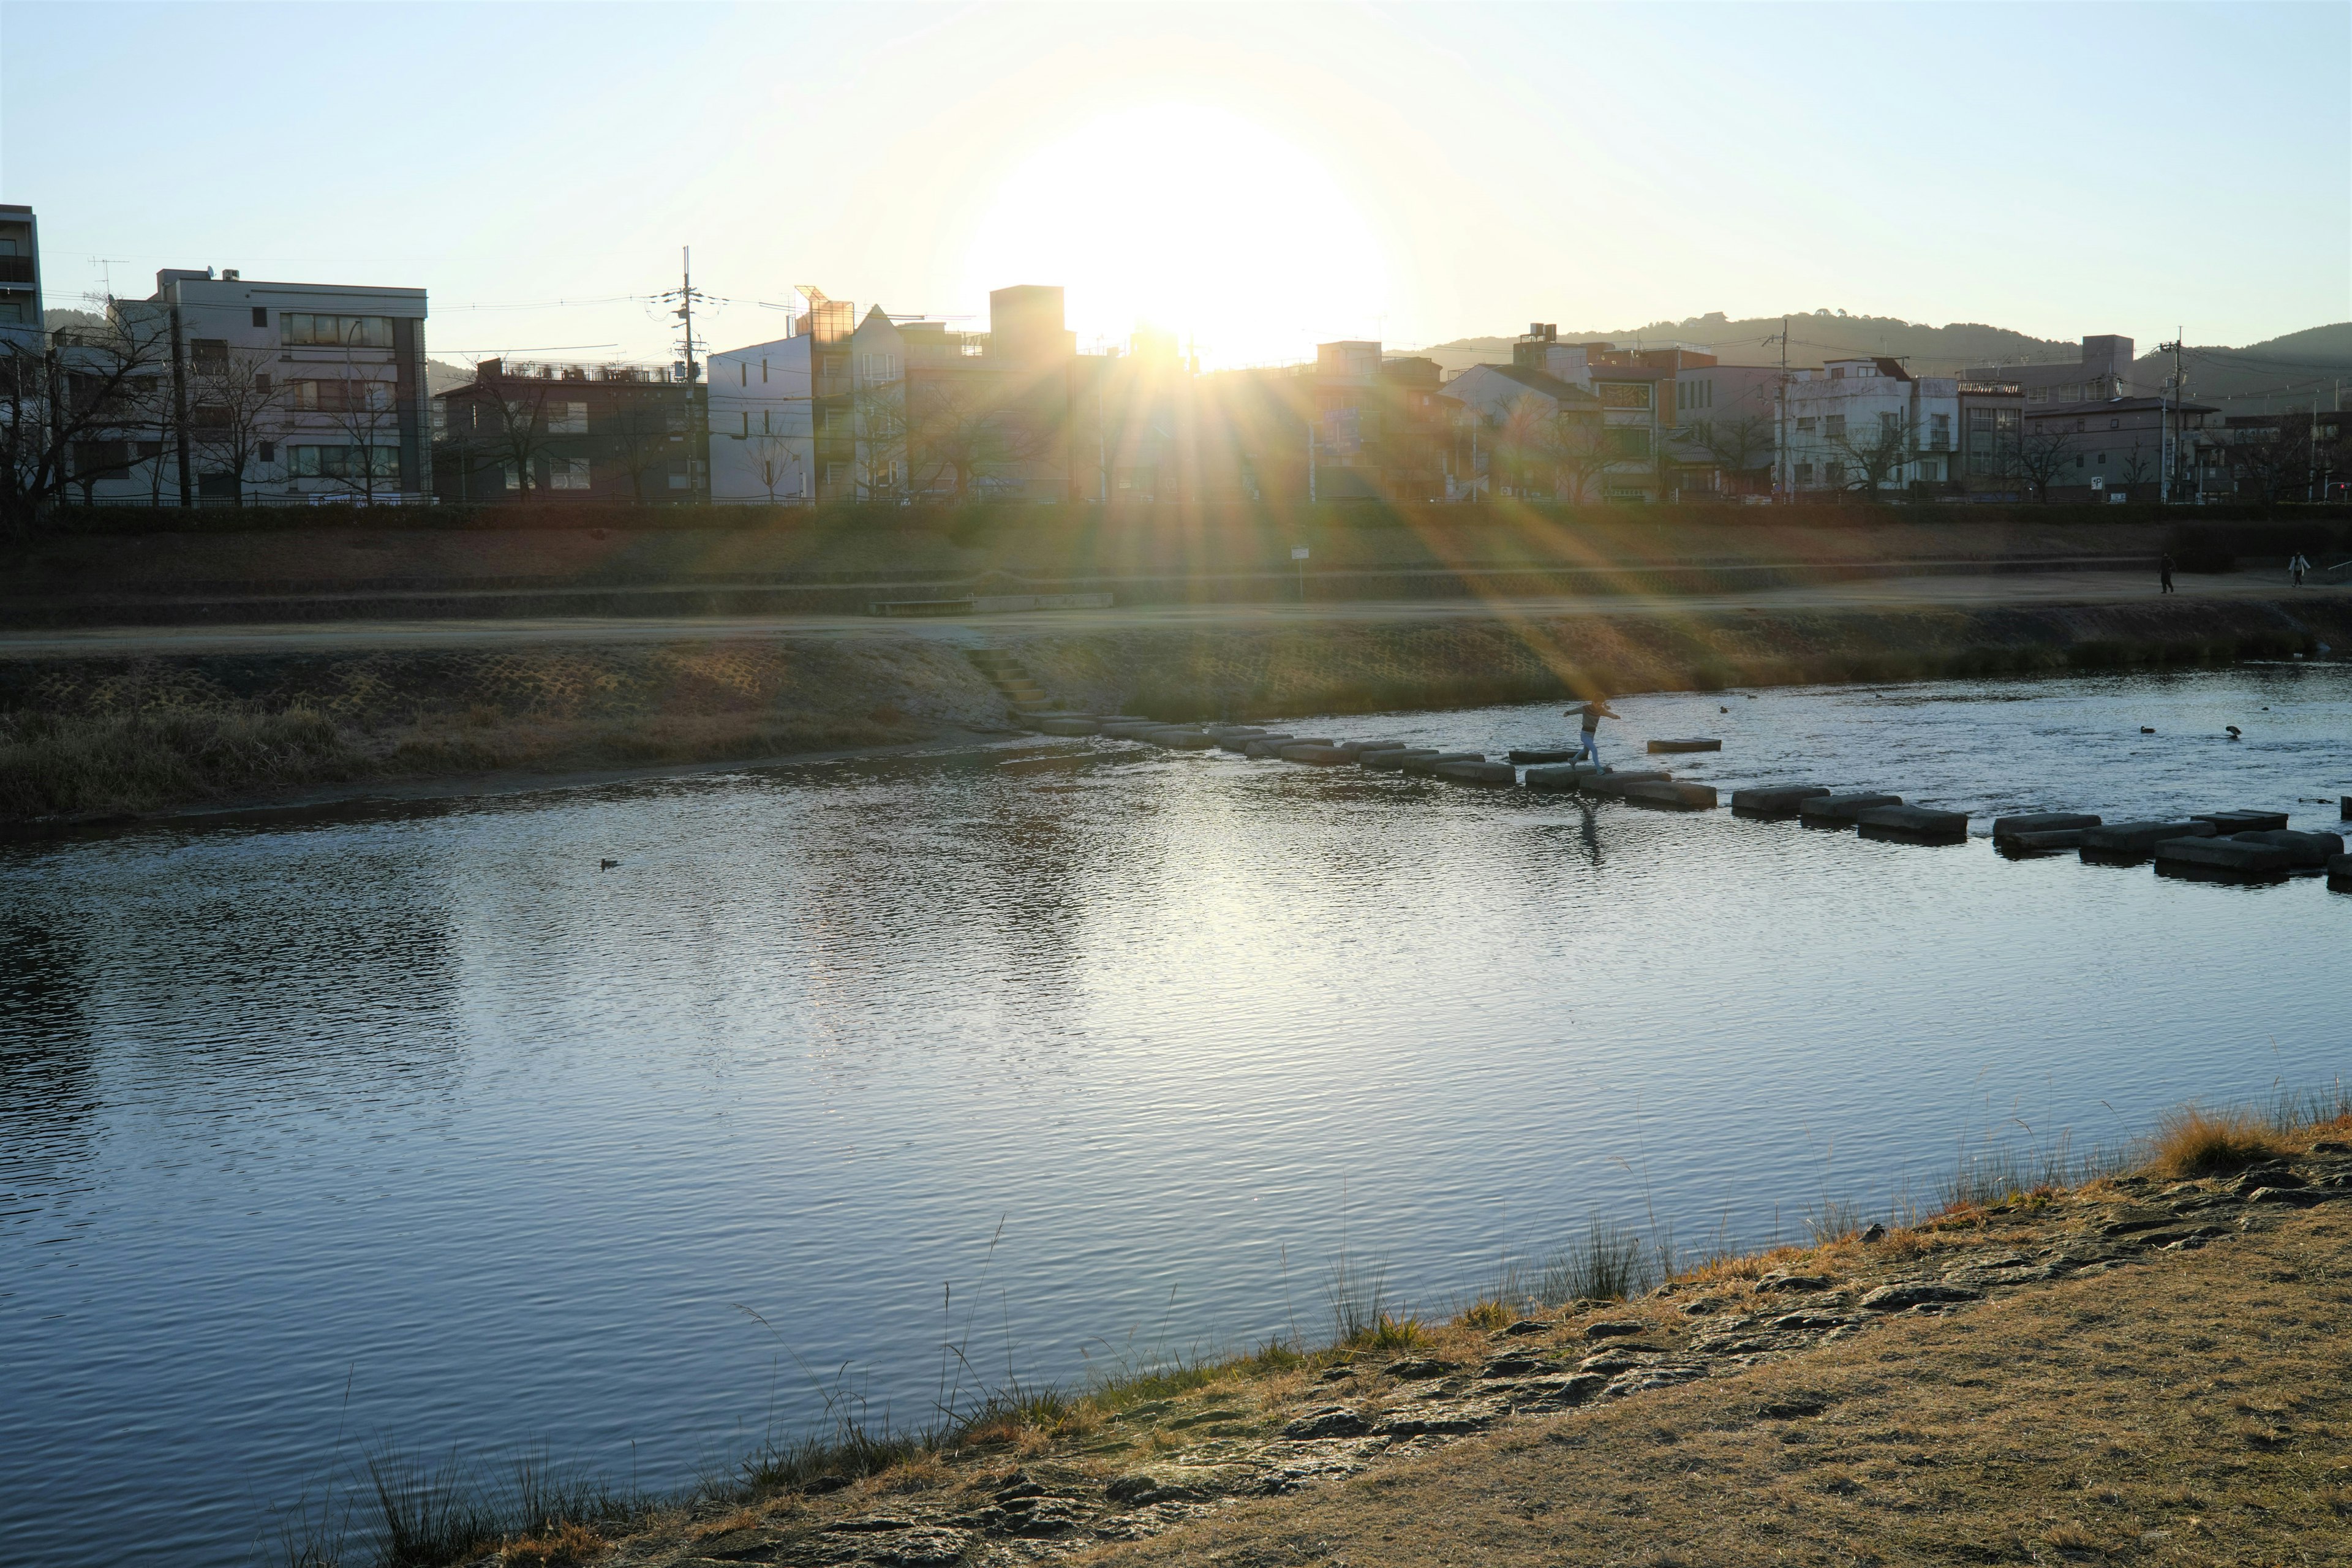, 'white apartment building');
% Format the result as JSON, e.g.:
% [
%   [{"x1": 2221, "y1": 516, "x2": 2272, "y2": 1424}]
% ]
[
  {"x1": 707, "y1": 331, "x2": 817, "y2": 503},
  {"x1": 1781, "y1": 357, "x2": 1958, "y2": 495},
  {"x1": 85, "y1": 267, "x2": 429, "y2": 504}
]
